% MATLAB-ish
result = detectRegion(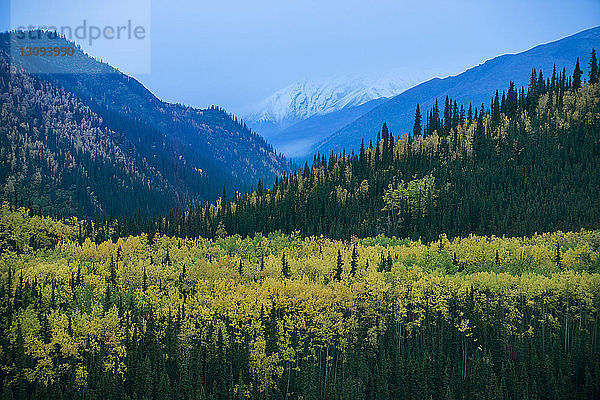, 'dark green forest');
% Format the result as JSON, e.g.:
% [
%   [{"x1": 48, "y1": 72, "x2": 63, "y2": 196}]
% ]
[
  {"x1": 104, "y1": 52, "x2": 600, "y2": 243},
  {"x1": 0, "y1": 32, "x2": 291, "y2": 218}
]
